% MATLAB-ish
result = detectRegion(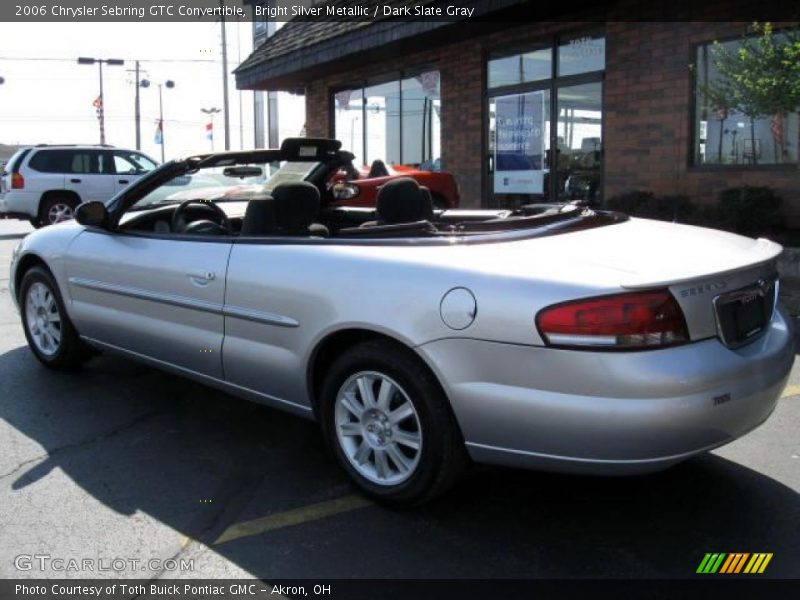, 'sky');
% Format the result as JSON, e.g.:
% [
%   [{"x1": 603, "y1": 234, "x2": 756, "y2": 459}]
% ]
[{"x1": 0, "y1": 21, "x2": 306, "y2": 161}]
